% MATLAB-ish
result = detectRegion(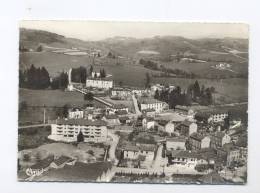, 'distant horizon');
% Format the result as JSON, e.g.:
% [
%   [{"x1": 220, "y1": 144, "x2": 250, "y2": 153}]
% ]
[{"x1": 20, "y1": 21, "x2": 249, "y2": 41}]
